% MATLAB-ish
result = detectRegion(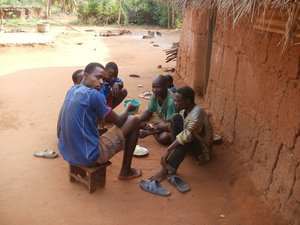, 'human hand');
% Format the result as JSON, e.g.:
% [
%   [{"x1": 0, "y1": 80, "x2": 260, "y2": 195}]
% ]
[
  {"x1": 145, "y1": 123, "x2": 155, "y2": 130},
  {"x1": 153, "y1": 121, "x2": 168, "y2": 131},
  {"x1": 125, "y1": 102, "x2": 137, "y2": 112},
  {"x1": 112, "y1": 83, "x2": 120, "y2": 97}
]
